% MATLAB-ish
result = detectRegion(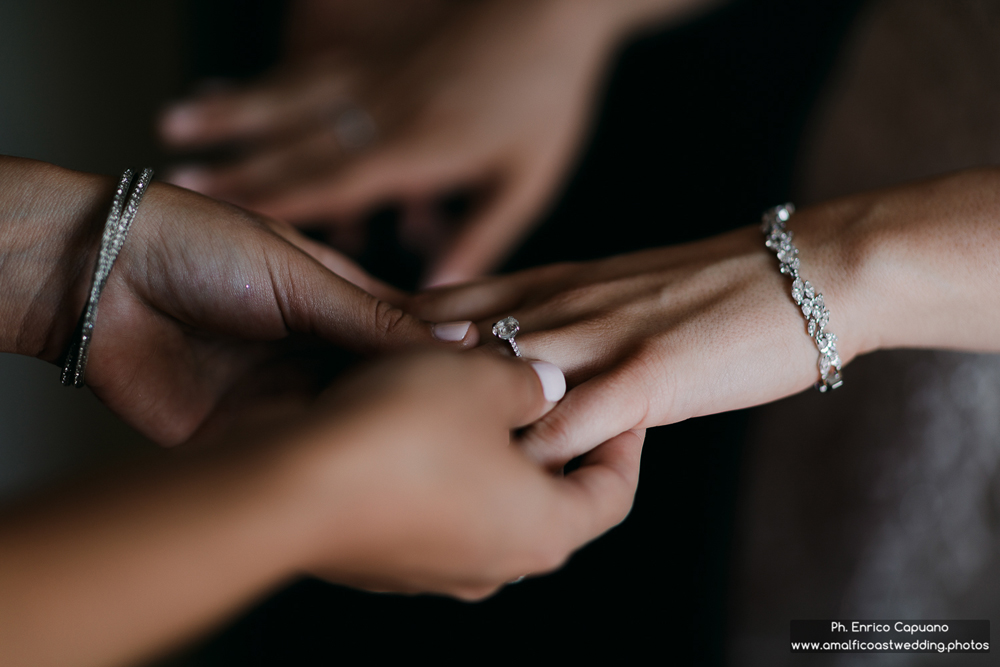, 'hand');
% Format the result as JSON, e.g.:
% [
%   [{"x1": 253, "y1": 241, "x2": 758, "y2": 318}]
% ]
[
  {"x1": 0, "y1": 158, "x2": 478, "y2": 445},
  {"x1": 407, "y1": 206, "x2": 864, "y2": 466},
  {"x1": 157, "y1": 0, "x2": 455, "y2": 154},
  {"x1": 160, "y1": 0, "x2": 659, "y2": 285},
  {"x1": 409, "y1": 169, "x2": 1000, "y2": 466},
  {"x1": 0, "y1": 351, "x2": 642, "y2": 667},
  {"x1": 292, "y1": 351, "x2": 641, "y2": 598}
]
